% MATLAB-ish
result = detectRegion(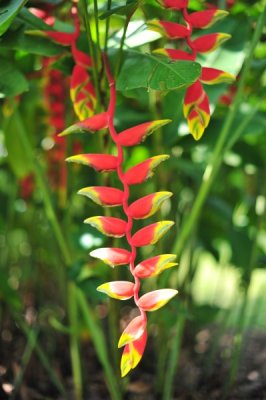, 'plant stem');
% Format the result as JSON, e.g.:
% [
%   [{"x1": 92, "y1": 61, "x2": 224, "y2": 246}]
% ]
[
  {"x1": 104, "y1": 0, "x2": 112, "y2": 52},
  {"x1": 11, "y1": 328, "x2": 39, "y2": 399},
  {"x1": 93, "y1": 0, "x2": 101, "y2": 55},
  {"x1": 80, "y1": 0, "x2": 101, "y2": 109},
  {"x1": 171, "y1": 7, "x2": 266, "y2": 256},
  {"x1": 115, "y1": 13, "x2": 132, "y2": 77},
  {"x1": 18, "y1": 318, "x2": 66, "y2": 395},
  {"x1": 77, "y1": 289, "x2": 122, "y2": 400},
  {"x1": 68, "y1": 283, "x2": 83, "y2": 400},
  {"x1": 163, "y1": 314, "x2": 186, "y2": 400}
]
